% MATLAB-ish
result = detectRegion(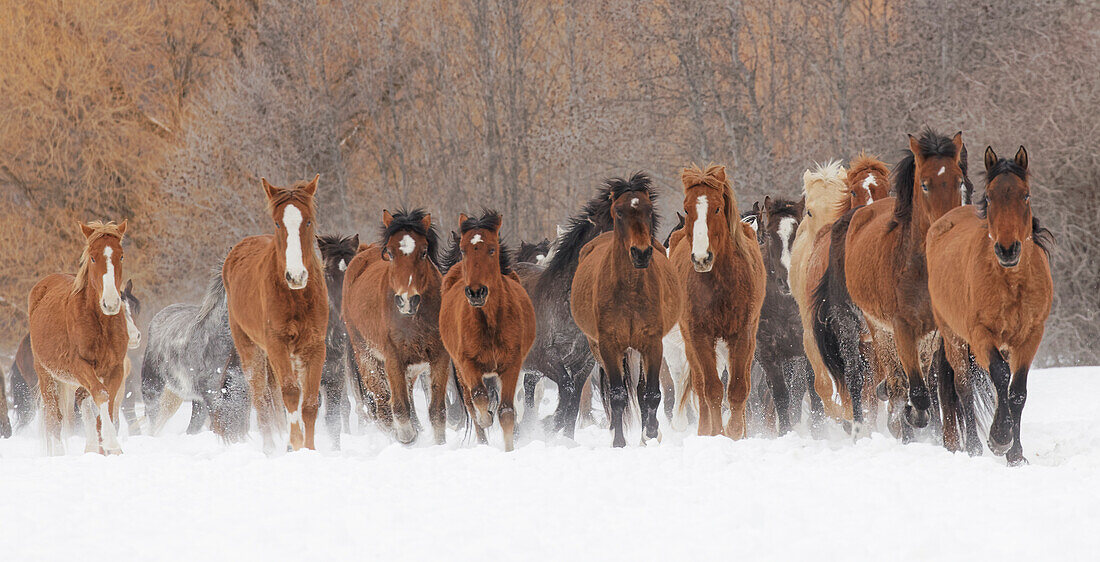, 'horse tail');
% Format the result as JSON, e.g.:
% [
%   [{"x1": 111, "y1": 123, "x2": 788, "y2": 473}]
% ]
[{"x1": 811, "y1": 212, "x2": 860, "y2": 395}]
